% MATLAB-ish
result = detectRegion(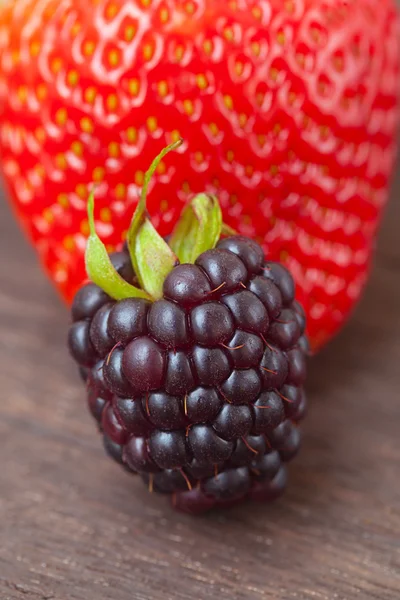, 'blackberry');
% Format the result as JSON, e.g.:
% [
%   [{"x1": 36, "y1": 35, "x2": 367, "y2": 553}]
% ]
[{"x1": 68, "y1": 142, "x2": 309, "y2": 514}]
